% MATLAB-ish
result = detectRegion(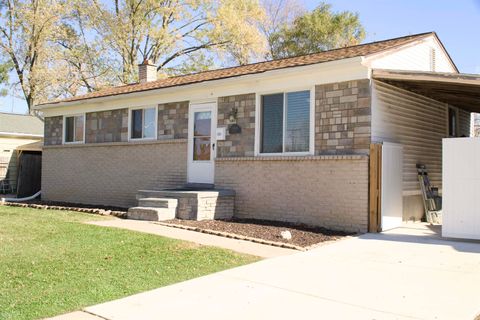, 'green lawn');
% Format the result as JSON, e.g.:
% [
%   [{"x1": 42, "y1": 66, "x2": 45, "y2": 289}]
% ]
[{"x1": 0, "y1": 206, "x2": 258, "y2": 320}]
